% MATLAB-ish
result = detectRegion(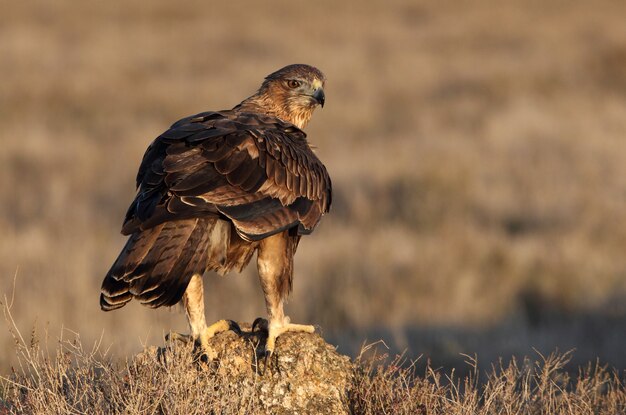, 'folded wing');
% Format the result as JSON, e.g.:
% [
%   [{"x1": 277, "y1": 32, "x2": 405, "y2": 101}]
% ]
[{"x1": 121, "y1": 111, "x2": 332, "y2": 241}]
